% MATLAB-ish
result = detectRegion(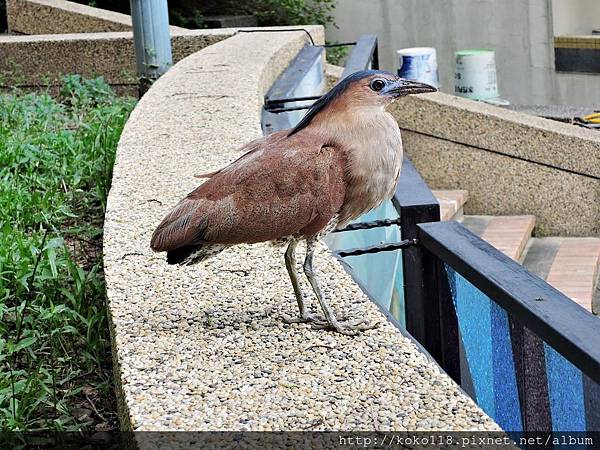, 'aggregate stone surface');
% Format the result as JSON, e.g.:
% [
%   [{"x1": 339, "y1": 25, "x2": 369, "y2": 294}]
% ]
[{"x1": 103, "y1": 29, "x2": 499, "y2": 433}]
